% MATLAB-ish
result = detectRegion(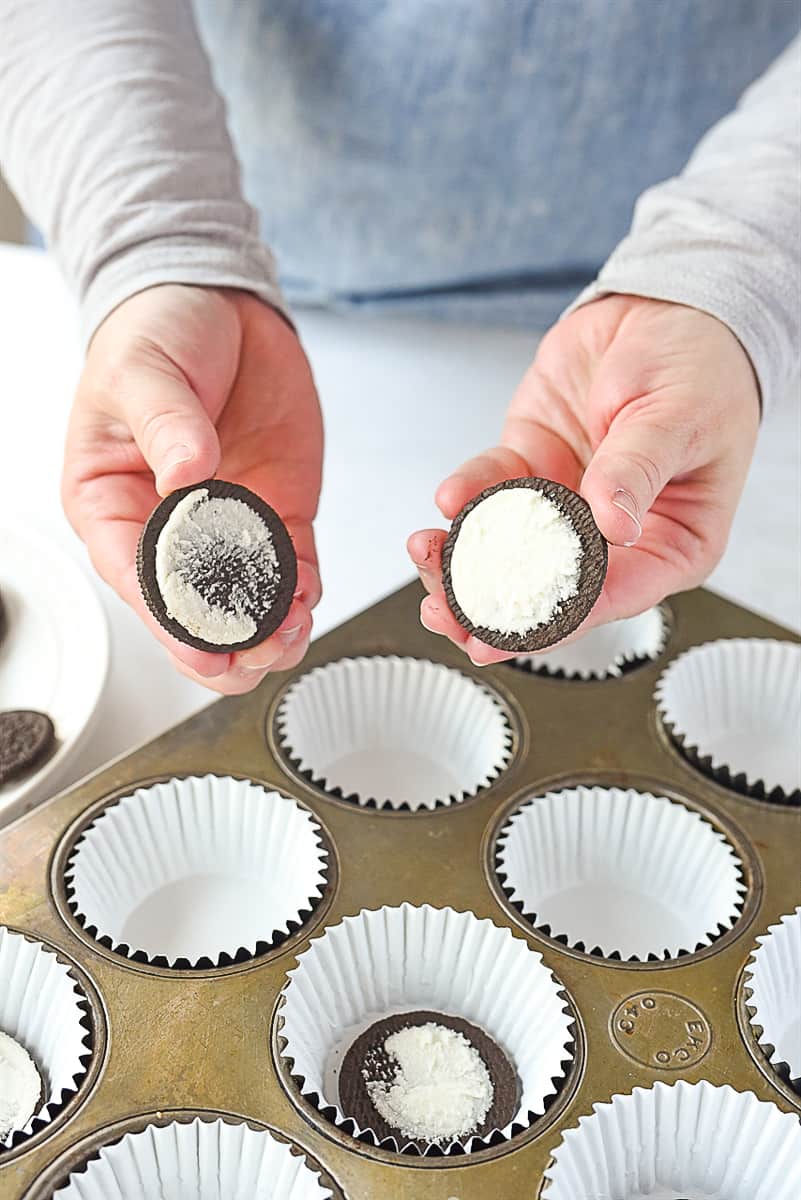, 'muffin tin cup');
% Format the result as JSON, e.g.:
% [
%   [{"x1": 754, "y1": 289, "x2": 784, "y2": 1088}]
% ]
[
  {"x1": 745, "y1": 907, "x2": 801, "y2": 1096},
  {"x1": 64, "y1": 775, "x2": 329, "y2": 969},
  {"x1": 0, "y1": 927, "x2": 92, "y2": 1151},
  {"x1": 49, "y1": 1116, "x2": 335, "y2": 1199},
  {"x1": 275, "y1": 656, "x2": 514, "y2": 811},
  {"x1": 277, "y1": 904, "x2": 576, "y2": 1156},
  {"x1": 655, "y1": 638, "x2": 801, "y2": 806},
  {"x1": 495, "y1": 785, "x2": 746, "y2": 961},
  {"x1": 513, "y1": 606, "x2": 668, "y2": 680},
  {"x1": 542, "y1": 1080, "x2": 801, "y2": 1200}
]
